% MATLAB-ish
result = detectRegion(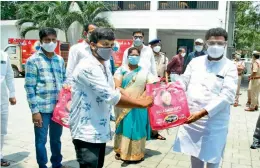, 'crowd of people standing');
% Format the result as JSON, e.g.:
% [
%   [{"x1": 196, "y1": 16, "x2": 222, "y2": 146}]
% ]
[{"x1": 1, "y1": 24, "x2": 260, "y2": 168}]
